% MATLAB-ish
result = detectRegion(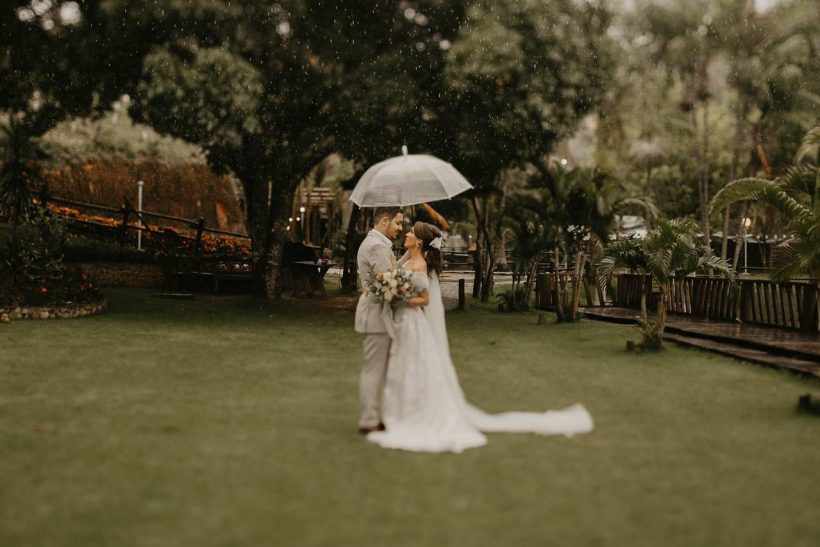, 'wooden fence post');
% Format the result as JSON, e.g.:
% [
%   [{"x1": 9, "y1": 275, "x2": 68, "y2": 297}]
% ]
[
  {"x1": 800, "y1": 283, "x2": 818, "y2": 334},
  {"x1": 583, "y1": 276, "x2": 594, "y2": 307},
  {"x1": 119, "y1": 204, "x2": 130, "y2": 251},
  {"x1": 535, "y1": 273, "x2": 552, "y2": 309},
  {"x1": 193, "y1": 217, "x2": 205, "y2": 257}
]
